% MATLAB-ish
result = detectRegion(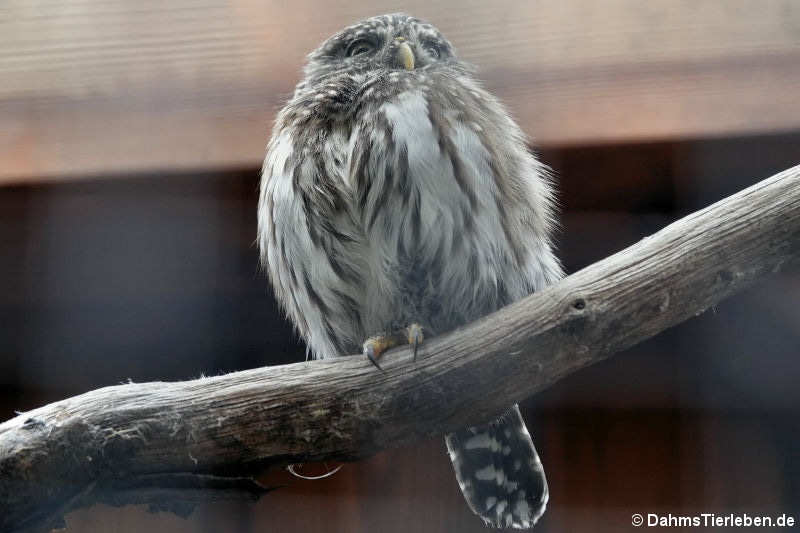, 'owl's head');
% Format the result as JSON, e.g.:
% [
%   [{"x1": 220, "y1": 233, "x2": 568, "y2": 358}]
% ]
[{"x1": 298, "y1": 14, "x2": 464, "y2": 95}]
